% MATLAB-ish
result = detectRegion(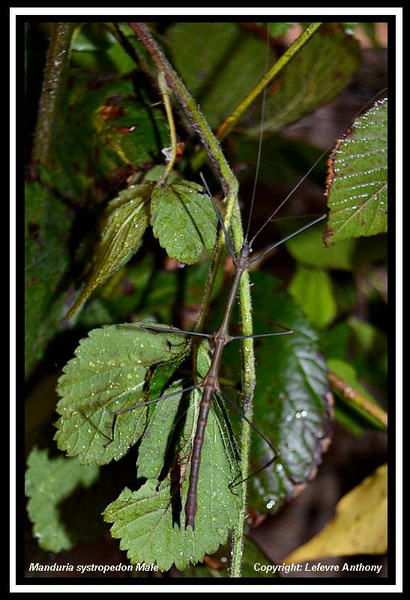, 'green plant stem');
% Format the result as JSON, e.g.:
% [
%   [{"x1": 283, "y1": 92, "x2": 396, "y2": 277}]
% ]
[
  {"x1": 129, "y1": 22, "x2": 252, "y2": 577},
  {"x1": 32, "y1": 22, "x2": 75, "y2": 165},
  {"x1": 157, "y1": 71, "x2": 178, "y2": 184},
  {"x1": 328, "y1": 371, "x2": 388, "y2": 430},
  {"x1": 190, "y1": 22, "x2": 323, "y2": 172}
]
